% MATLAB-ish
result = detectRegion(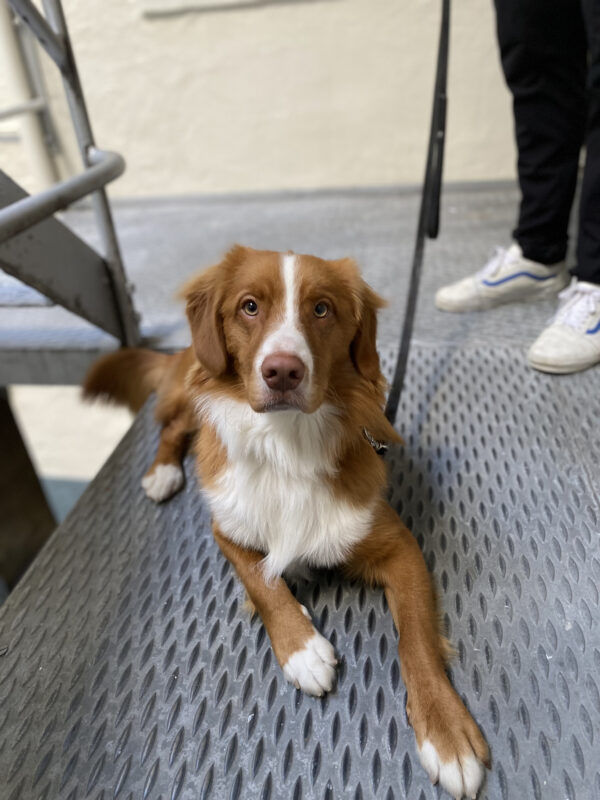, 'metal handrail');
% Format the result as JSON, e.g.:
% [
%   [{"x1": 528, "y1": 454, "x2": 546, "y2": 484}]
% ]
[
  {"x1": 0, "y1": 96, "x2": 45, "y2": 122},
  {"x1": 0, "y1": 148, "x2": 124, "y2": 242},
  {"x1": 8, "y1": 0, "x2": 67, "y2": 71}
]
